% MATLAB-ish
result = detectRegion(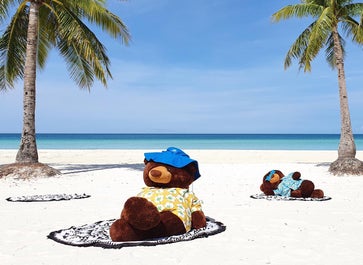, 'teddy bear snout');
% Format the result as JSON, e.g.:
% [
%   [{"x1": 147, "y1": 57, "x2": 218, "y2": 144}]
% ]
[{"x1": 148, "y1": 166, "x2": 172, "y2": 184}]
